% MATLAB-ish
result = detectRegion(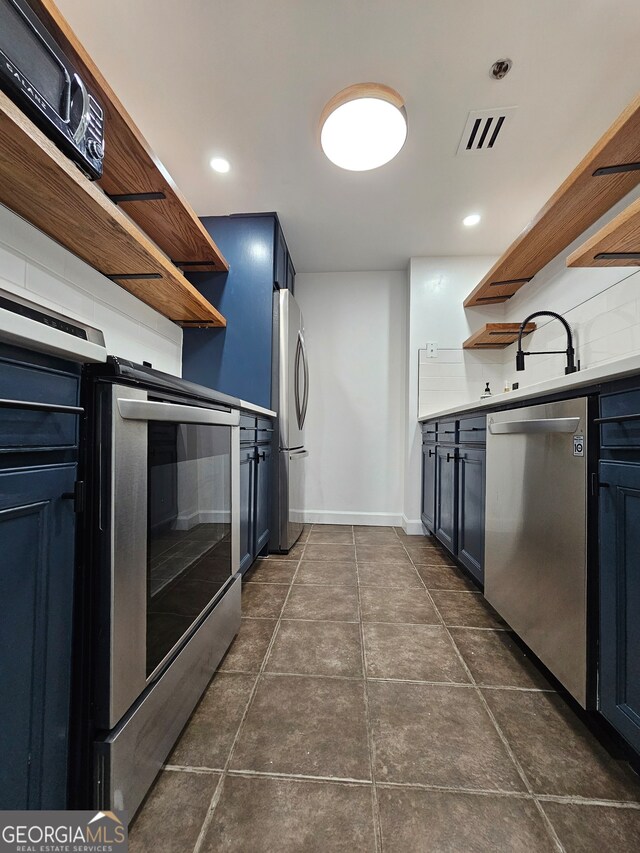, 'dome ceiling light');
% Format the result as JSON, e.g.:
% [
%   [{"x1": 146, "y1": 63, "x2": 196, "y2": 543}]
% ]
[{"x1": 319, "y1": 83, "x2": 407, "y2": 171}]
